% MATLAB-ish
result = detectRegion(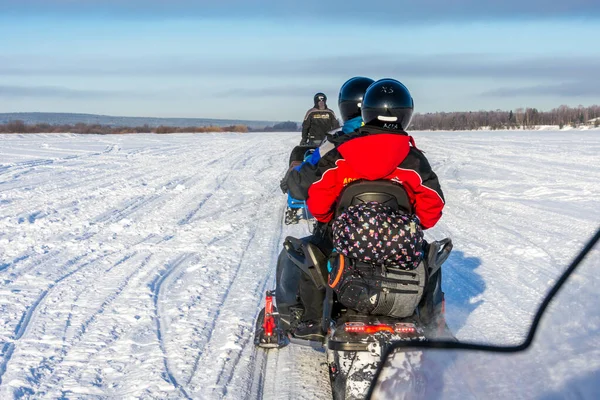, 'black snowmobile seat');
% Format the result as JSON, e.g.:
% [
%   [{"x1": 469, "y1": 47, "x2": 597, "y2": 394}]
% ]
[
  {"x1": 288, "y1": 145, "x2": 318, "y2": 166},
  {"x1": 334, "y1": 179, "x2": 413, "y2": 217}
]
